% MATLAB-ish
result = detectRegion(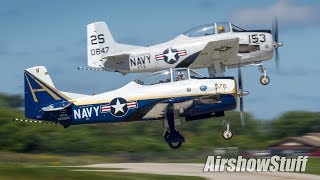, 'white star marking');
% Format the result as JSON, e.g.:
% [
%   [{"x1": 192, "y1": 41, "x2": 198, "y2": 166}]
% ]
[
  {"x1": 165, "y1": 48, "x2": 177, "y2": 61},
  {"x1": 111, "y1": 99, "x2": 126, "y2": 114}
]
